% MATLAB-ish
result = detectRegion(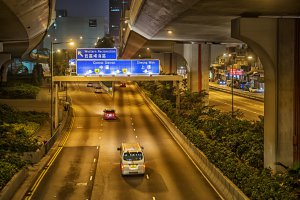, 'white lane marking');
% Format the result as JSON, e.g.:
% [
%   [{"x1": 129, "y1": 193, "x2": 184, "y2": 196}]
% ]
[
  {"x1": 146, "y1": 174, "x2": 149, "y2": 179},
  {"x1": 90, "y1": 176, "x2": 93, "y2": 181},
  {"x1": 93, "y1": 158, "x2": 96, "y2": 163},
  {"x1": 76, "y1": 182, "x2": 87, "y2": 186}
]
